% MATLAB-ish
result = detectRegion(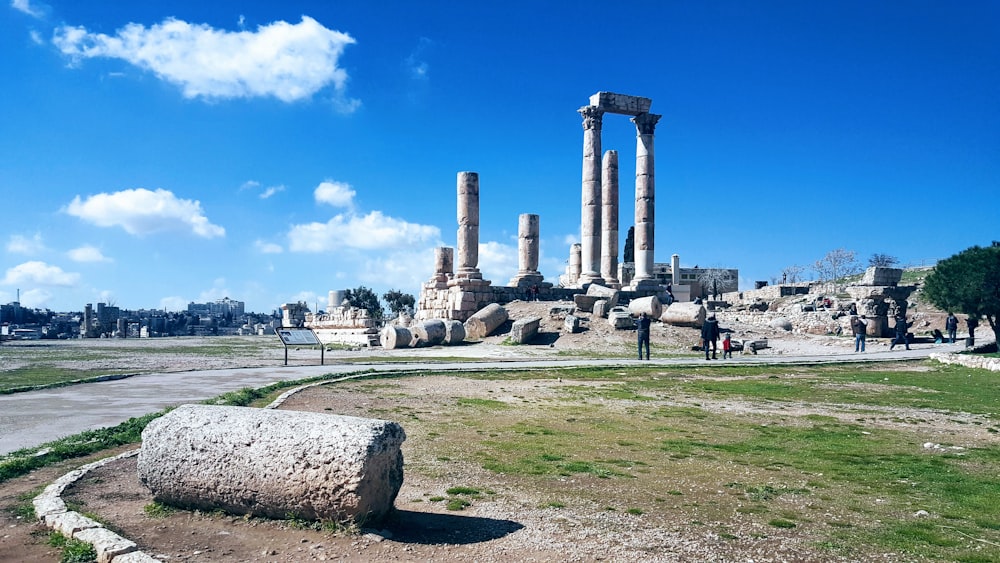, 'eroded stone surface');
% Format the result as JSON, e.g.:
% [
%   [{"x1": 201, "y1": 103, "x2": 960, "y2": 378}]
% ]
[{"x1": 137, "y1": 405, "x2": 405, "y2": 524}]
